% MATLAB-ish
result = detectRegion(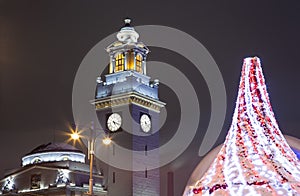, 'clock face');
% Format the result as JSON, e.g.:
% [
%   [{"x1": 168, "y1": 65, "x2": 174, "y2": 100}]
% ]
[
  {"x1": 140, "y1": 114, "x2": 151, "y2": 133},
  {"x1": 107, "y1": 113, "x2": 122, "y2": 132}
]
